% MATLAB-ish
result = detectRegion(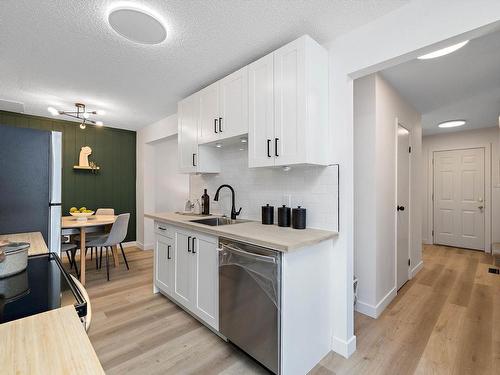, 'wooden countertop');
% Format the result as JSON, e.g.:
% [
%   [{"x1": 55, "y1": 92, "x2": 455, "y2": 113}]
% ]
[
  {"x1": 0, "y1": 231, "x2": 48, "y2": 255},
  {"x1": 145, "y1": 212, "x2": 338, "y2": 252},
  {"x1": 0, "y1": 306, "x2": 104, "y2": 375}
]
